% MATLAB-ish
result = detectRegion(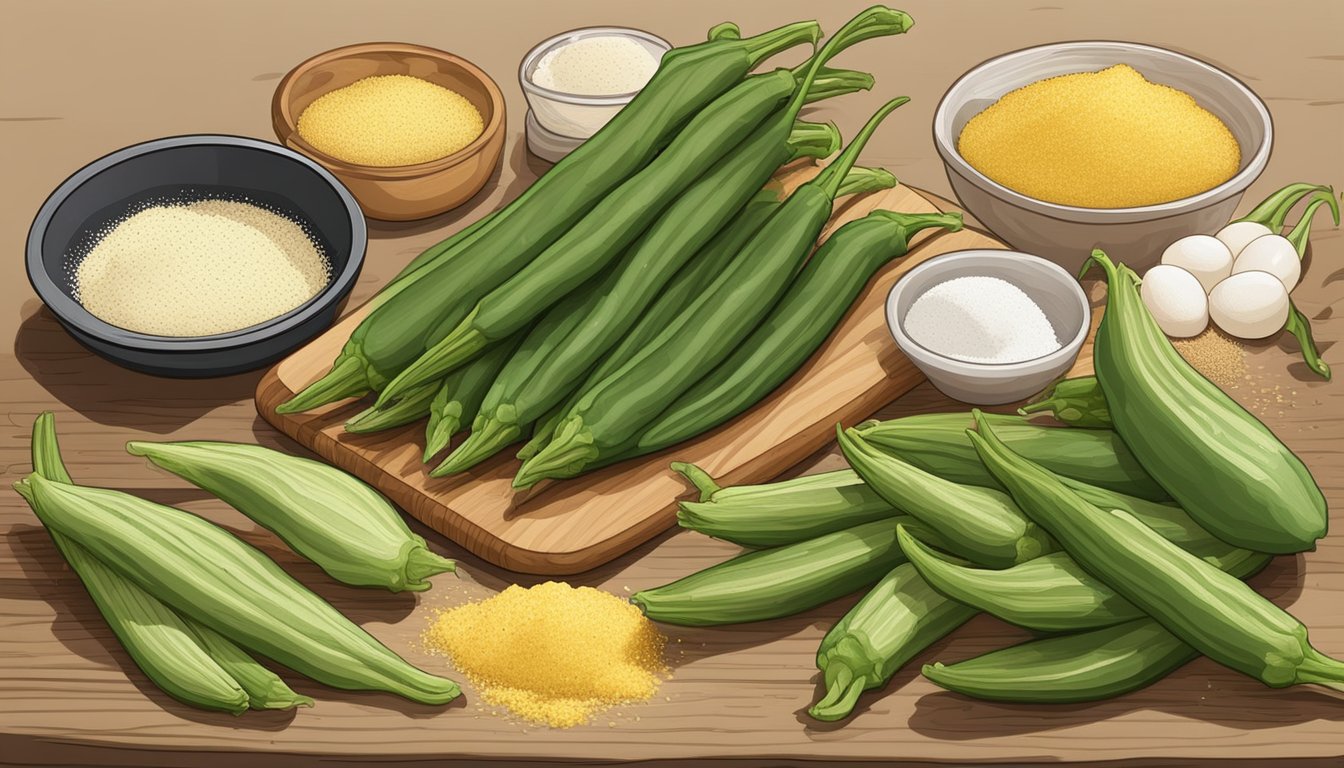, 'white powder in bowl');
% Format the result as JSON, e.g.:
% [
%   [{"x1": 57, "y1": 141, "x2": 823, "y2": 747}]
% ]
[
  {"x1": 903, "y1": 275, "x2": 1061, "y2": 363},
  {"x1": 532, "y1": 35, "x2": 660, "y2": 97},
  {"x1": 72, "y1": 198, "x2": 330, "y2": 337}
]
